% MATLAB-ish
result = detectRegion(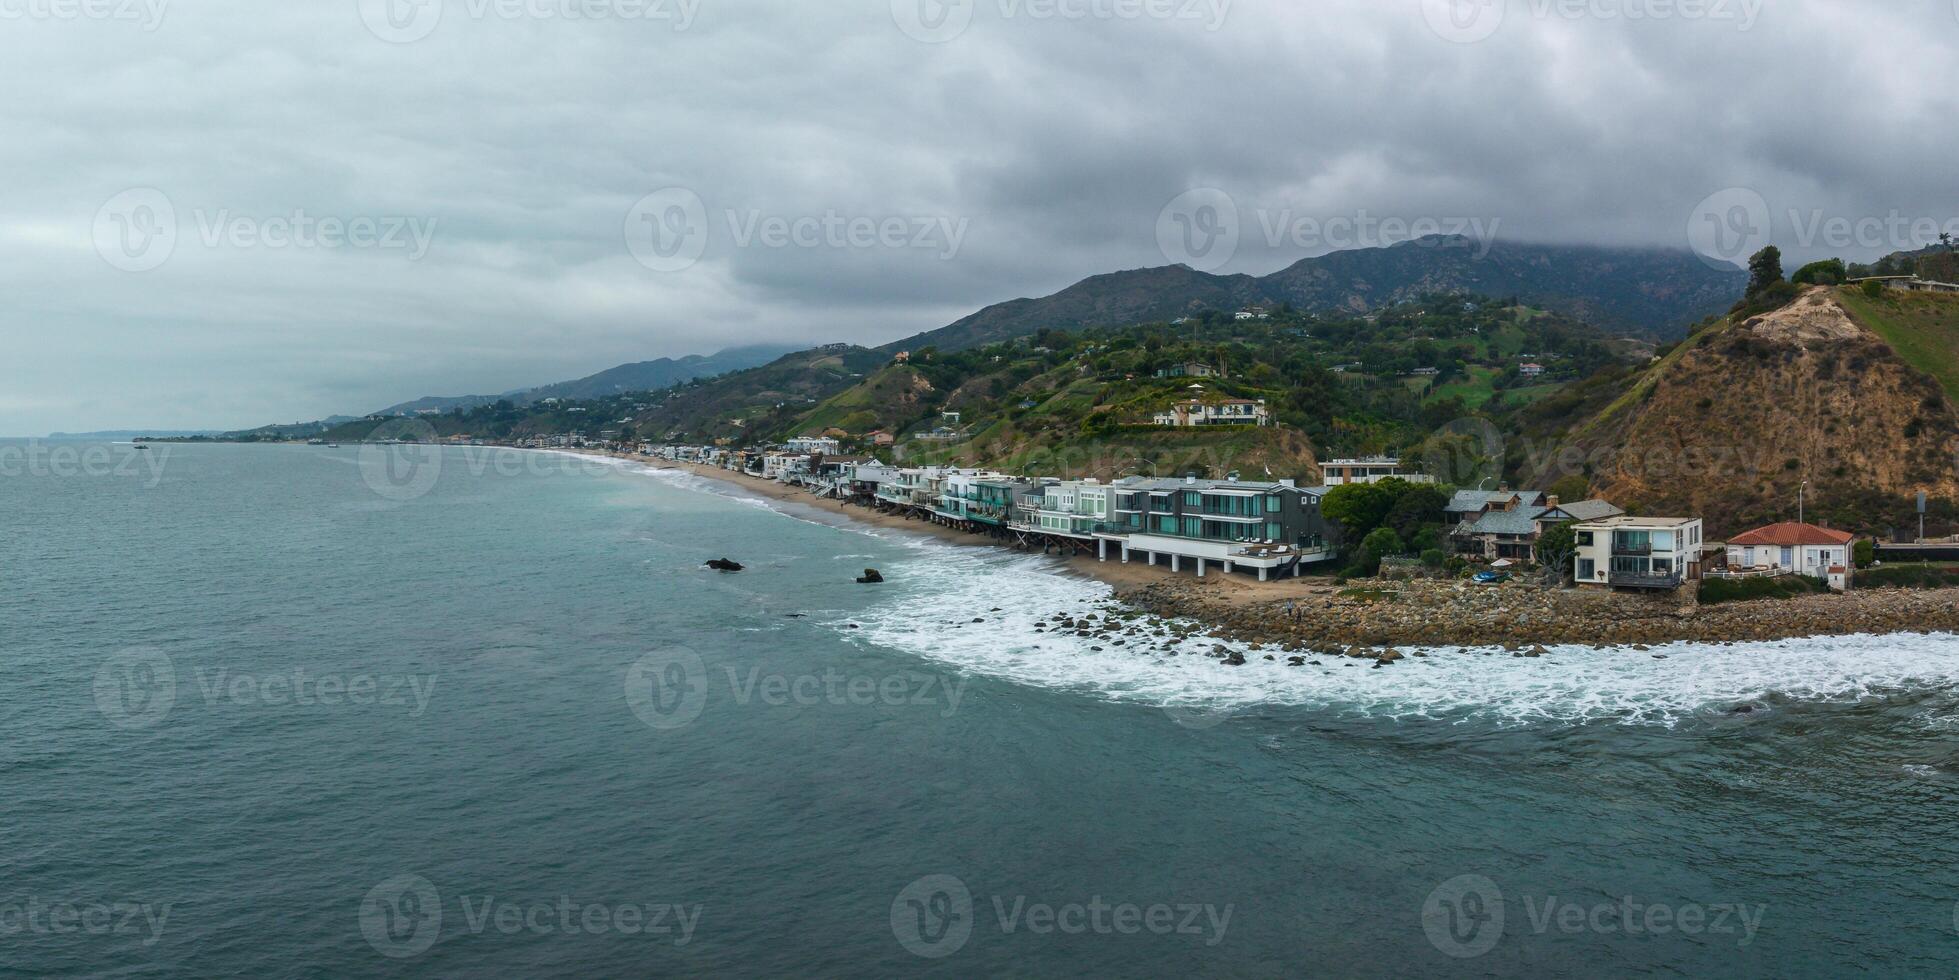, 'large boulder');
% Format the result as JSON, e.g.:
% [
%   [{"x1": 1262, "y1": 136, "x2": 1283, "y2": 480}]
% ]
[{"x1": 705, "y1": 558, "x2": 744, "y2": 572}]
